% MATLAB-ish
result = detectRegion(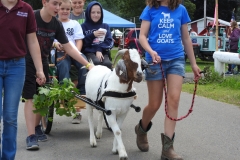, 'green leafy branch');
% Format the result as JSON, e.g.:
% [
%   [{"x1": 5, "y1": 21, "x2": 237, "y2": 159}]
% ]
[{"x1": 33, "y1": 78, "x2": 79, "y2": 117}]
